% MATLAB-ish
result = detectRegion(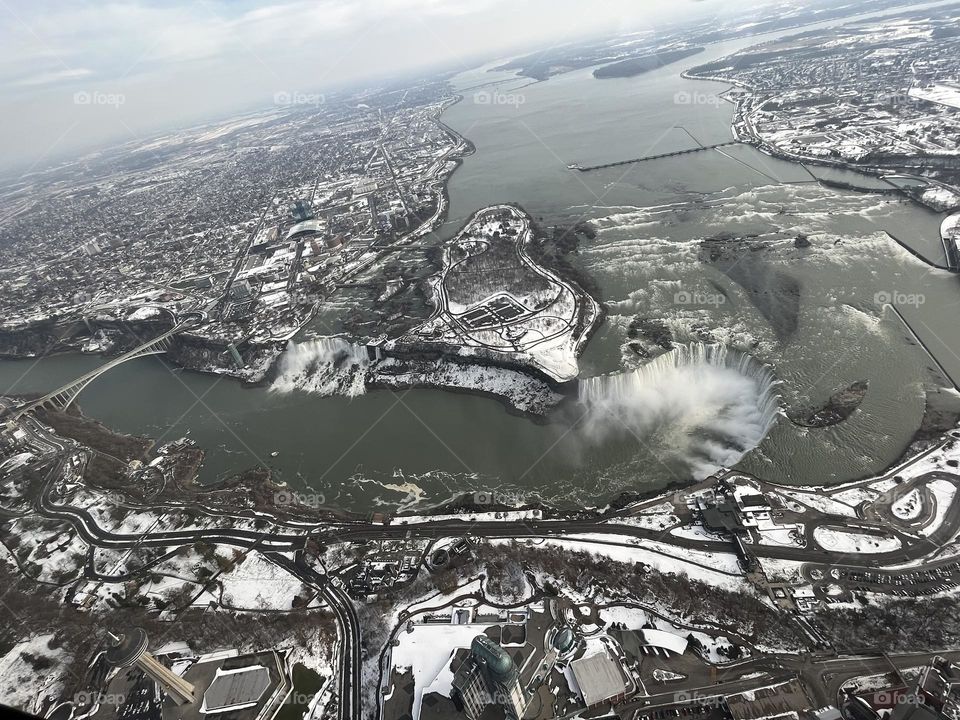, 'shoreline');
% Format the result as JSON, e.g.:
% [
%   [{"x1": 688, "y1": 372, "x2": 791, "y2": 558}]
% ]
[{"x1": 18, "y1": 385, "x2": 960, "y2": 529}]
